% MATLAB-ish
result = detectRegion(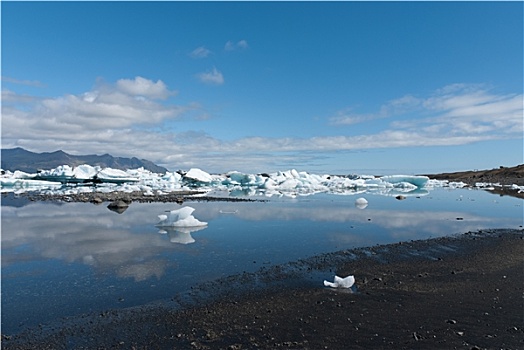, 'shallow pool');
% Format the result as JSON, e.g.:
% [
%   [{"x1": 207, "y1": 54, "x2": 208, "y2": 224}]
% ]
[{"x1": 1, "y1": 188, "x2": 522, "y2": 334}]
